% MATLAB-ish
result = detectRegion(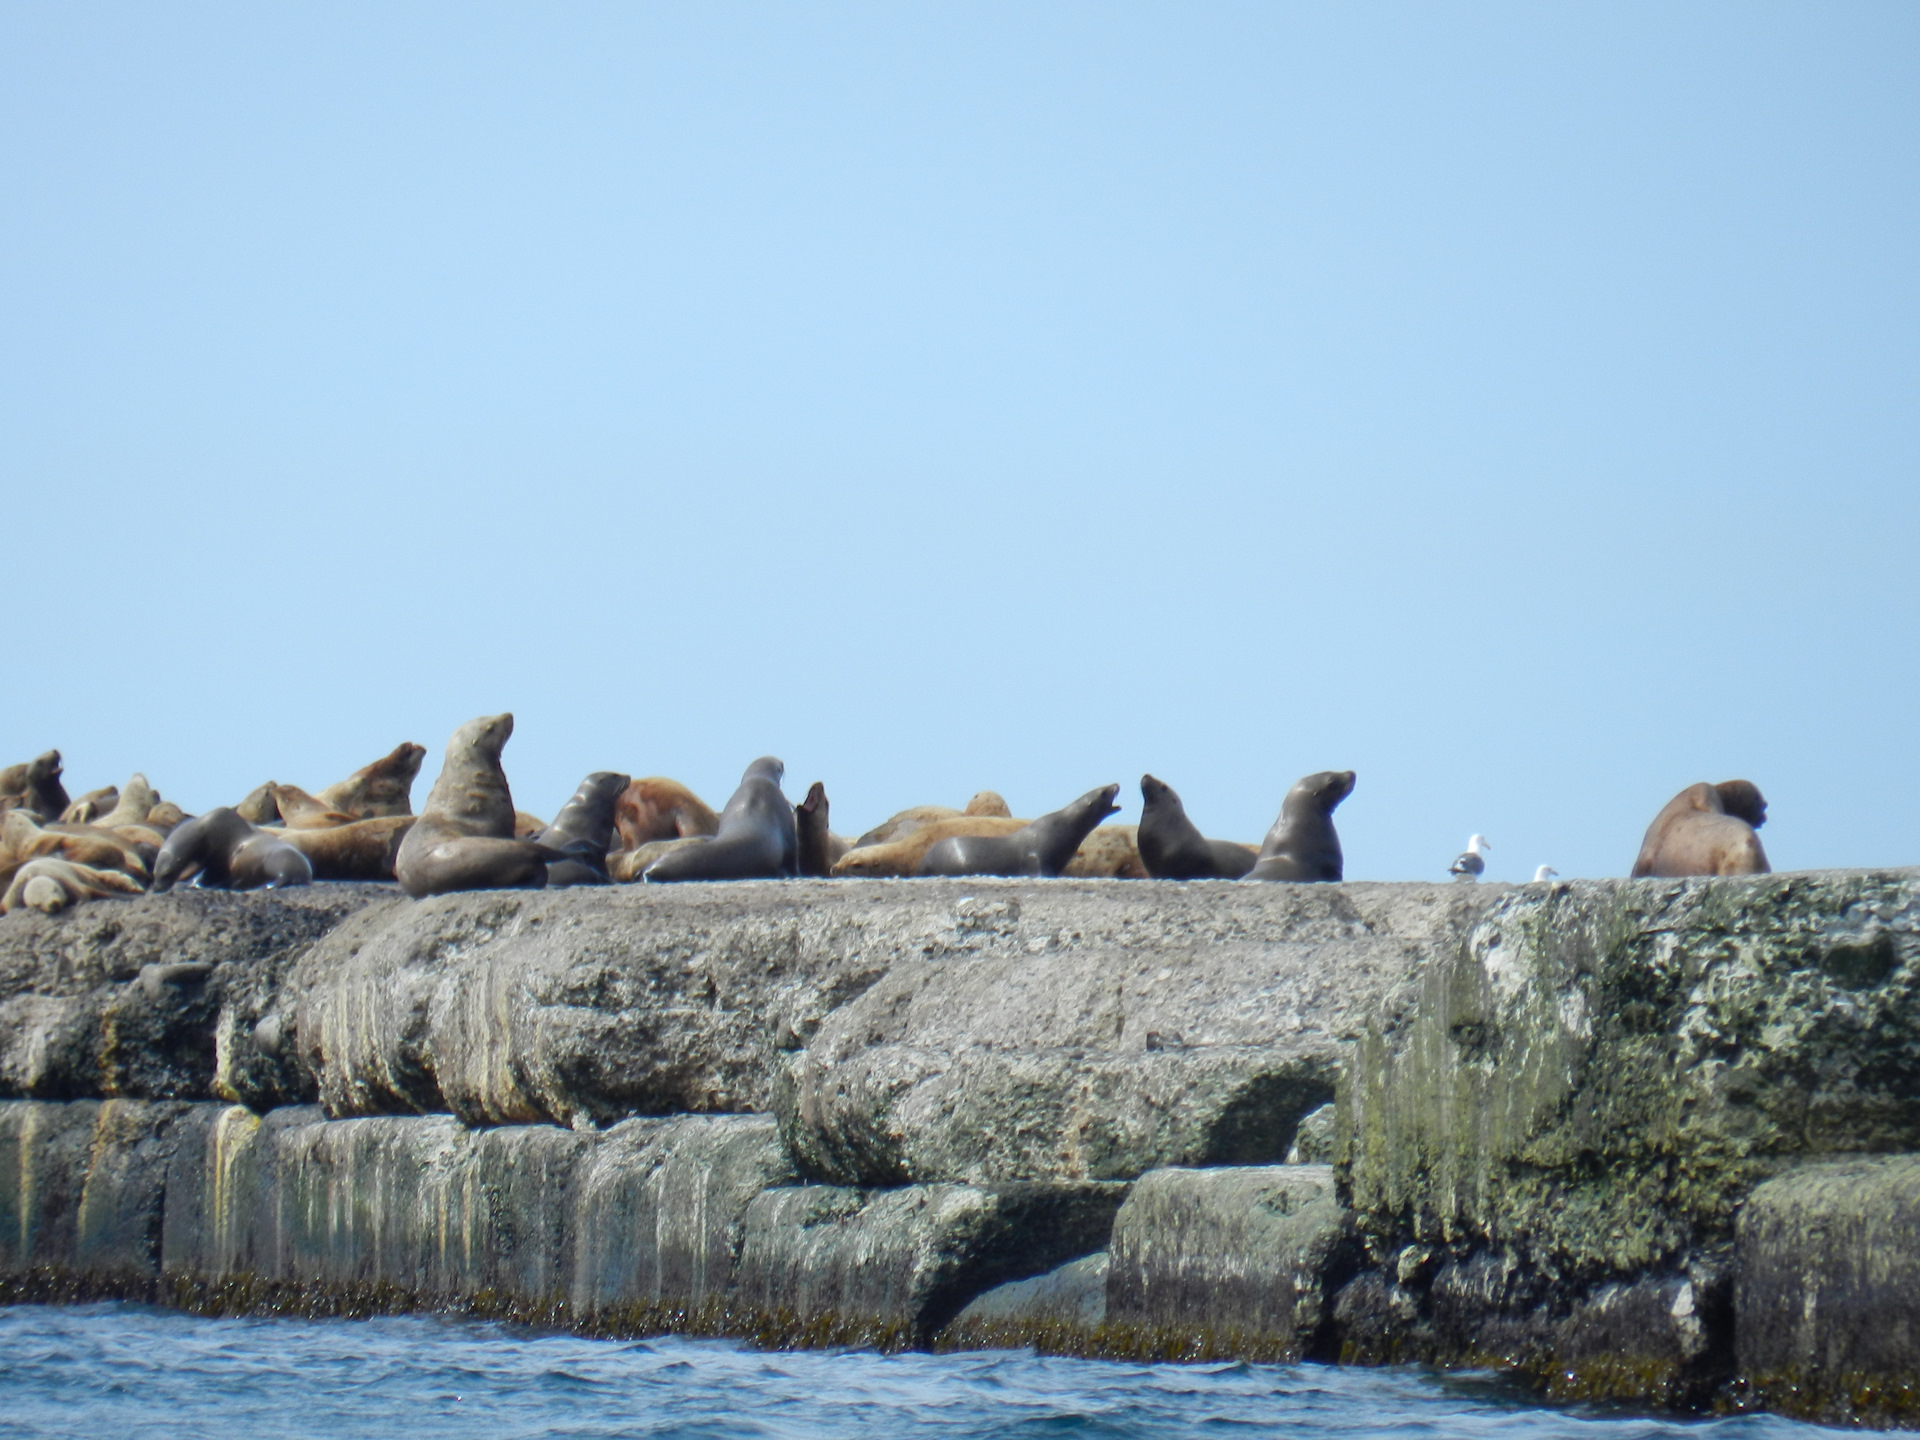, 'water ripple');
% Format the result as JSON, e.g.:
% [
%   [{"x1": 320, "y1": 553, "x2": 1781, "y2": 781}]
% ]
[{"x1": 0, "y1": 1303, "x2": 1848, "y2": 1440}]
